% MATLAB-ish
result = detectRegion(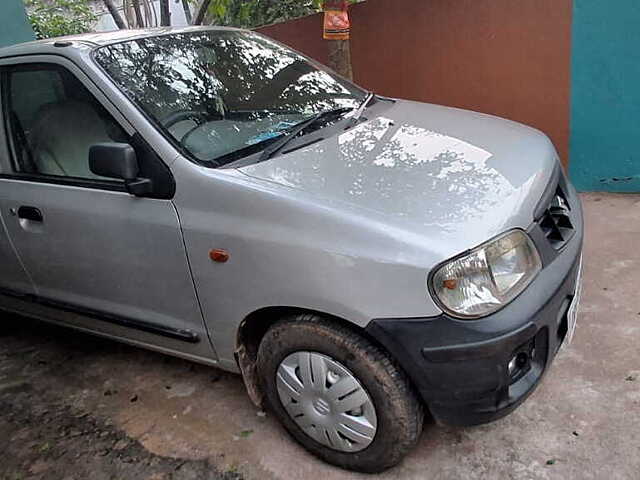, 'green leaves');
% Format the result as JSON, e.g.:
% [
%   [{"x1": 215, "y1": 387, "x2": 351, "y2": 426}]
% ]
[
  {"x1": 204, "y1": 0, "x2": 363, "y2": 29},
  {"x1": 26, "y1": 0, "x2": 97, "y2": 39},
  {"x1": 210, "y1": 0, "x2": 232, "y2": 18},
  {"x1": 312, "y1": 0, "x2": 360, "y2": 9}
]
